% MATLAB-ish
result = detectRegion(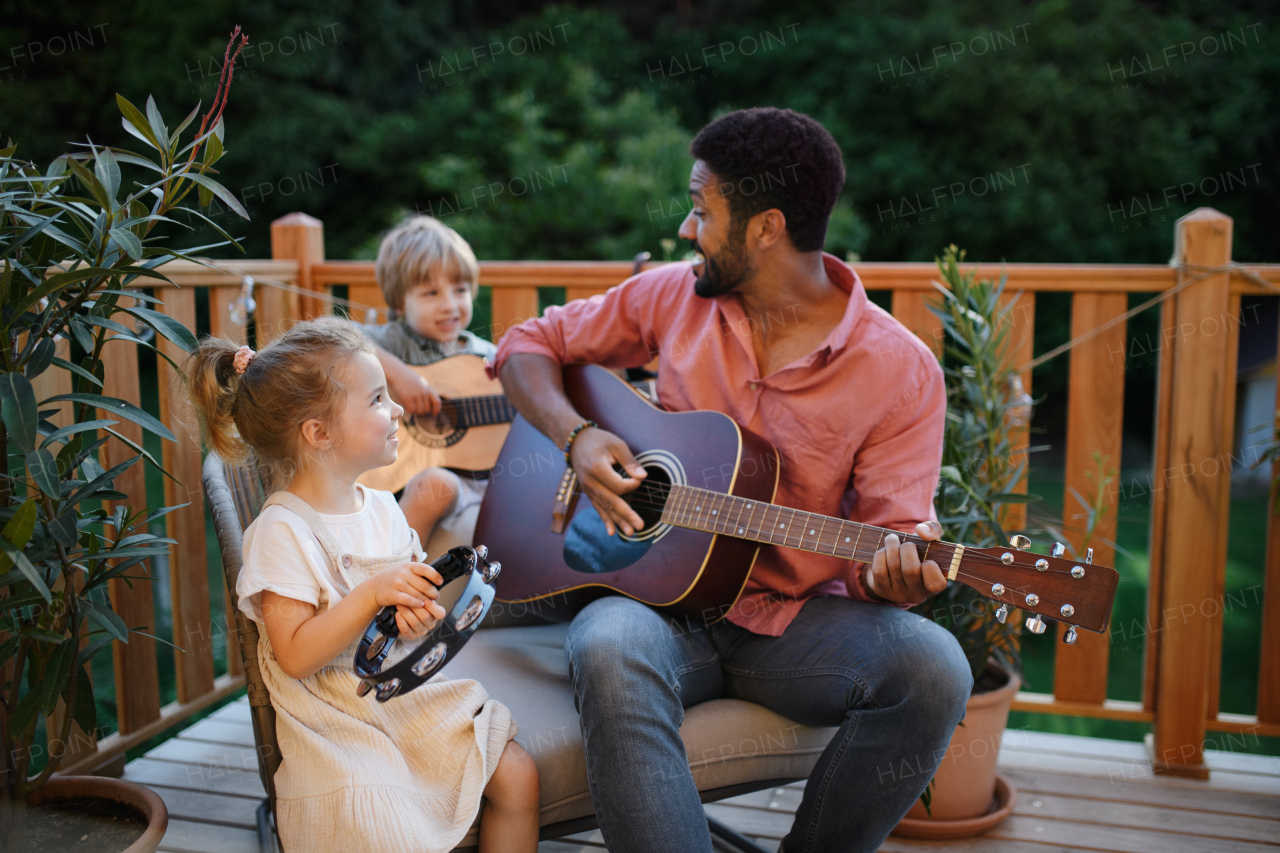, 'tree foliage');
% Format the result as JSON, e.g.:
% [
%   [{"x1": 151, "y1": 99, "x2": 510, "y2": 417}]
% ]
[{"x1": 2, "y1": 1, "x2": 1274, "y2": 264}]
